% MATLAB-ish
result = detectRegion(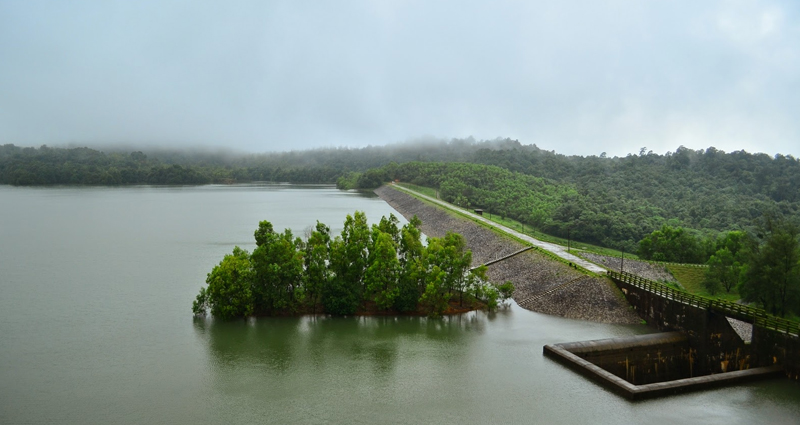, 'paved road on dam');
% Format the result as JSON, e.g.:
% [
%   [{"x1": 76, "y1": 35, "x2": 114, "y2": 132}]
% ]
[{"x1": 392, "y1": 185, "x2": 607, "y2": 274}]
